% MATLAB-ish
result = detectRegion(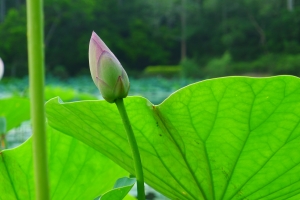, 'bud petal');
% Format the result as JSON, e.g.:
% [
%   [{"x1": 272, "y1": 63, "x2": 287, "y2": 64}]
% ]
[
  {"x1": 113, "y1": 75, "x2": 130, "y2": 100},
  {"x1": 88, "y1": 31, "x2": 130, "y2": 103}
]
